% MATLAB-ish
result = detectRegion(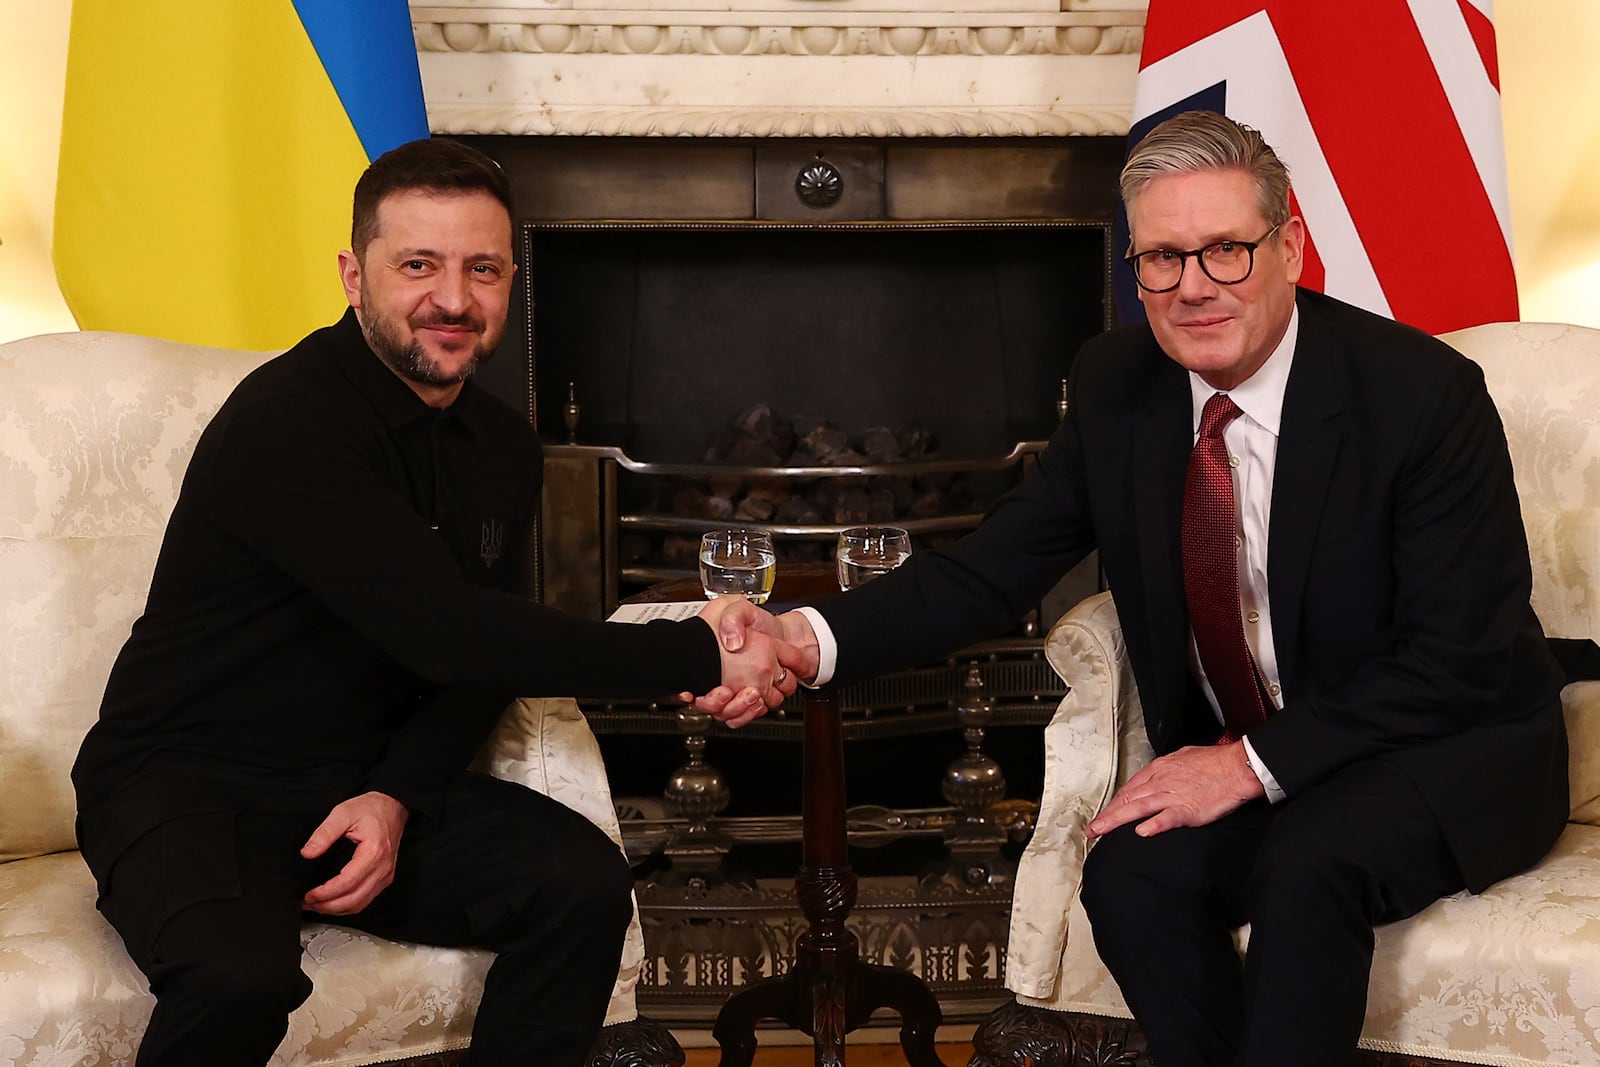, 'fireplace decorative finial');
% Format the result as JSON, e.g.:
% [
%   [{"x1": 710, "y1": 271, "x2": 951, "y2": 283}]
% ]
[
  {"x1": 795, "y1": 158, "x2": 844, "y2": 209},
  {"x1": 563, "y1": 380, "x2": 582, "y2": 443}
]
